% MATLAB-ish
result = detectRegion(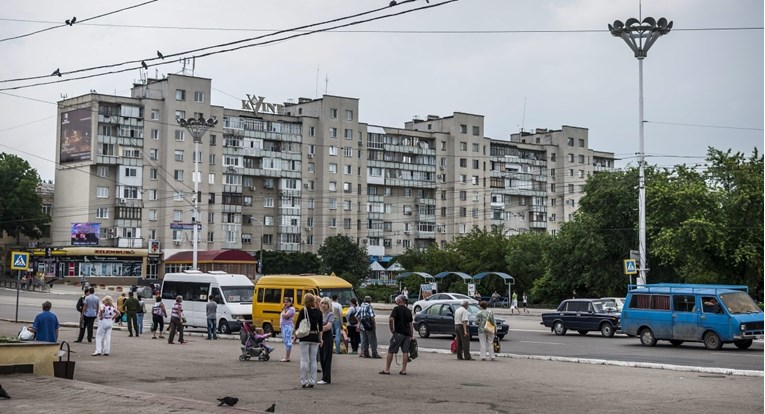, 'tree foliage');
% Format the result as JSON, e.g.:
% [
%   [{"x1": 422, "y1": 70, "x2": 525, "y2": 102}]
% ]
[
  {"x1": 317, "y1": 235, "x2": 369, "y2": 288},
  {"x1": 259, "y1": 250, "x2": 320, "y2": 275},
  {"x1": 0, "y1": 153, "x2": 46, "y2": 240}
]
